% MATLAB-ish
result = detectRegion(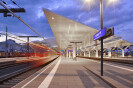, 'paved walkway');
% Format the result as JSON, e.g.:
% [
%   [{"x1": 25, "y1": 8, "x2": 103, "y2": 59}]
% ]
[
  {"x1": 12, "y1": 56, "x2": 111, "y2": 88},
  {"x1": 81, "y1": 57, "x2": 133, "y2": 88}
]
